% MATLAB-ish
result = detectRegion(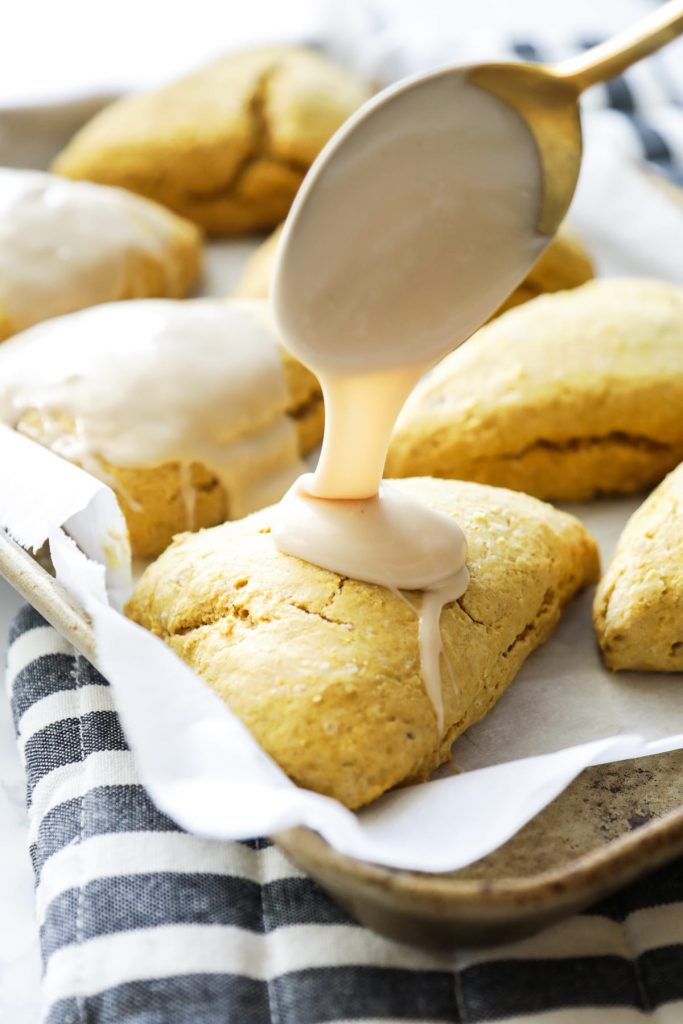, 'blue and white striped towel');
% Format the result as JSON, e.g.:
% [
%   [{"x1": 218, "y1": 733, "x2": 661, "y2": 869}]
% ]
[{"x1": 8, "y1": 606, "x2": 683, "y2": 1023}]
